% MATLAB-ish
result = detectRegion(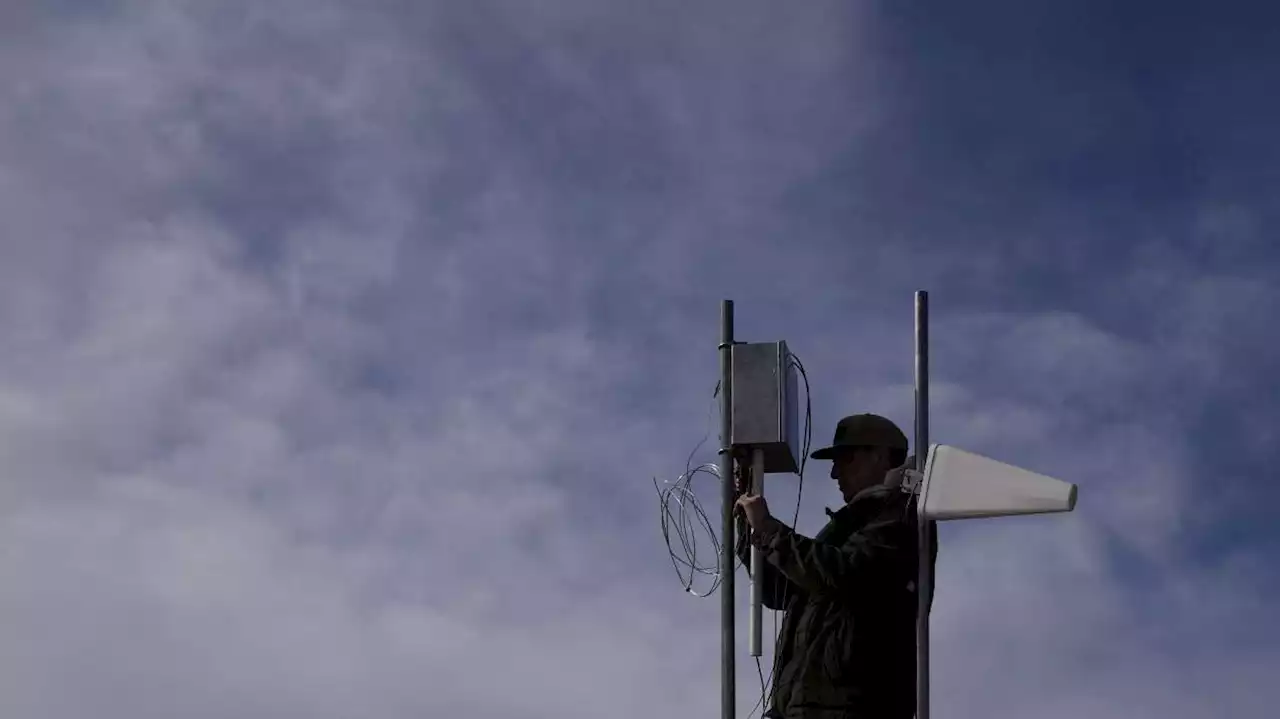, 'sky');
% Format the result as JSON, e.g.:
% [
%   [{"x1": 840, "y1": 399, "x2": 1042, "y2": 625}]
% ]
[{"x1": 1, "y1": 1, "x2": 1278, "y2": 717}]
